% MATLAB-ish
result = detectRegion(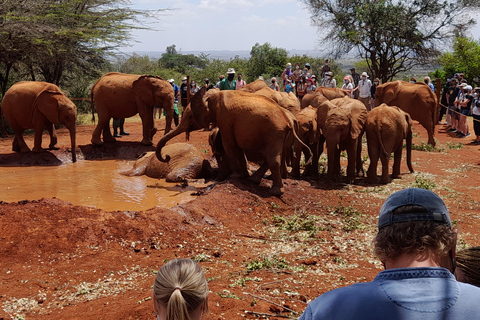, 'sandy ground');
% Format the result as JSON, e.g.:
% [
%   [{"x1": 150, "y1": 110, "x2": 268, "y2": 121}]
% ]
[{"x1": 0, "y1": 117, "x2": 480, "y2": 320}]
